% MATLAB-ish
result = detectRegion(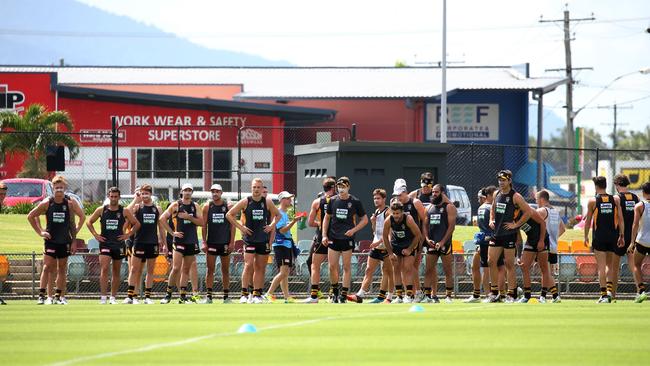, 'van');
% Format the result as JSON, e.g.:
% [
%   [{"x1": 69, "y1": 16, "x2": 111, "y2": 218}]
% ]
[{"x1": 446, "y1": 185, "x2": 472, "y2": 225}]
